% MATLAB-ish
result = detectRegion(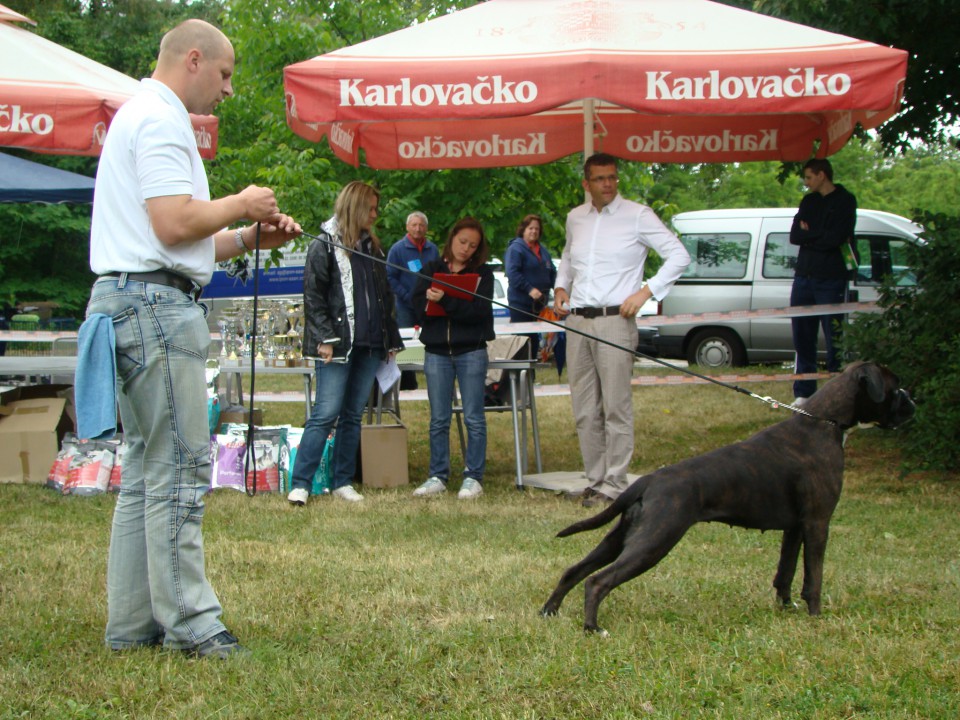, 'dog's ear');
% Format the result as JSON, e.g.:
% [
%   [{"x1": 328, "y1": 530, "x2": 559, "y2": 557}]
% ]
[{"x1": 857, "y1": 362, "x2": 888, "y2": 403}]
